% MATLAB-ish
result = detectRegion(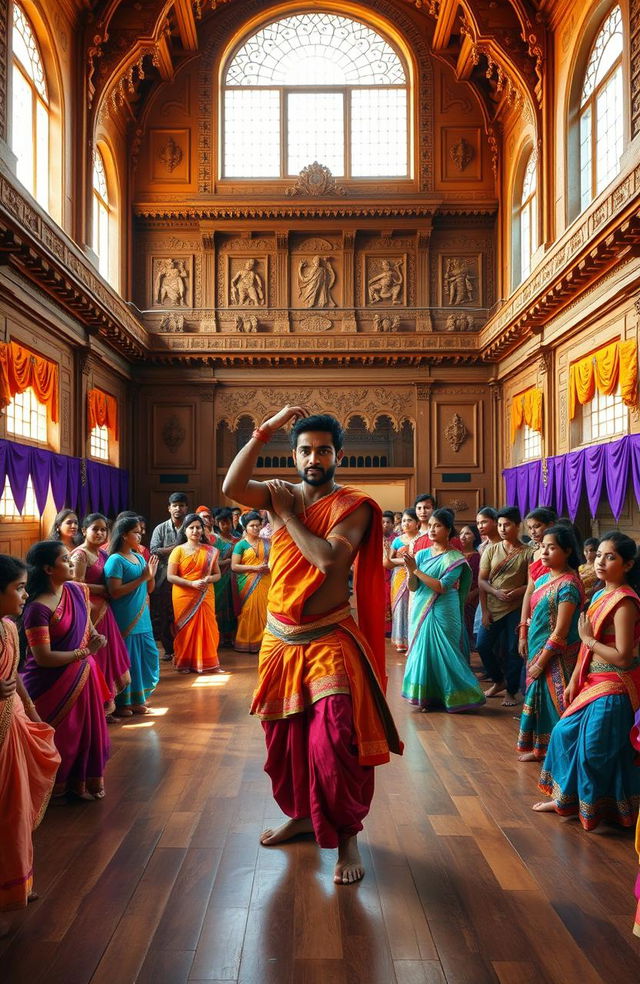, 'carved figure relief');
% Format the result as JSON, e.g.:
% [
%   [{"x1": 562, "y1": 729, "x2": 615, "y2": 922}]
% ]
[
  {"x1": 445, "y1": 314, "x2": 474, "y2": 332},
  {"x1": 159, "y1": 136, "x2": 183, "y2": 172},
  {"x1": 367, "y1": 258, "x2": 404, "y2": 304},
  {"x1": 373, "y1": 314, "x2": 400, "y2": 333},
  {"x1": 298, "y1": 255, "x2": 336, "y2": 308},
  {"x1": 235, "y1": 314, "x2": 258, "y2": 333},
  {"x1": 449, "y1": 137, "x2": 474, "y2": 172},
  {"x1": 443, "y1": 257, "x2": 475, "y2": 305},
  {"x1": 285, "y1": 162, "x2": 346, "y2": 198},
  {"x1": 159, "y1": 313, "x2": 185, "y2": 332},
  {"x1": 162, "y1": 414, "x2": 186, "y2": 453},
  {"x1": 230, "y1": 258, "x2": 264, "y2": 306},
  {"x1": 154, "y1": 258, "x2": 189, "y2": 306},
  {"x1": 444, "y1": 413, "x2": 467, "y2": 452}
]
